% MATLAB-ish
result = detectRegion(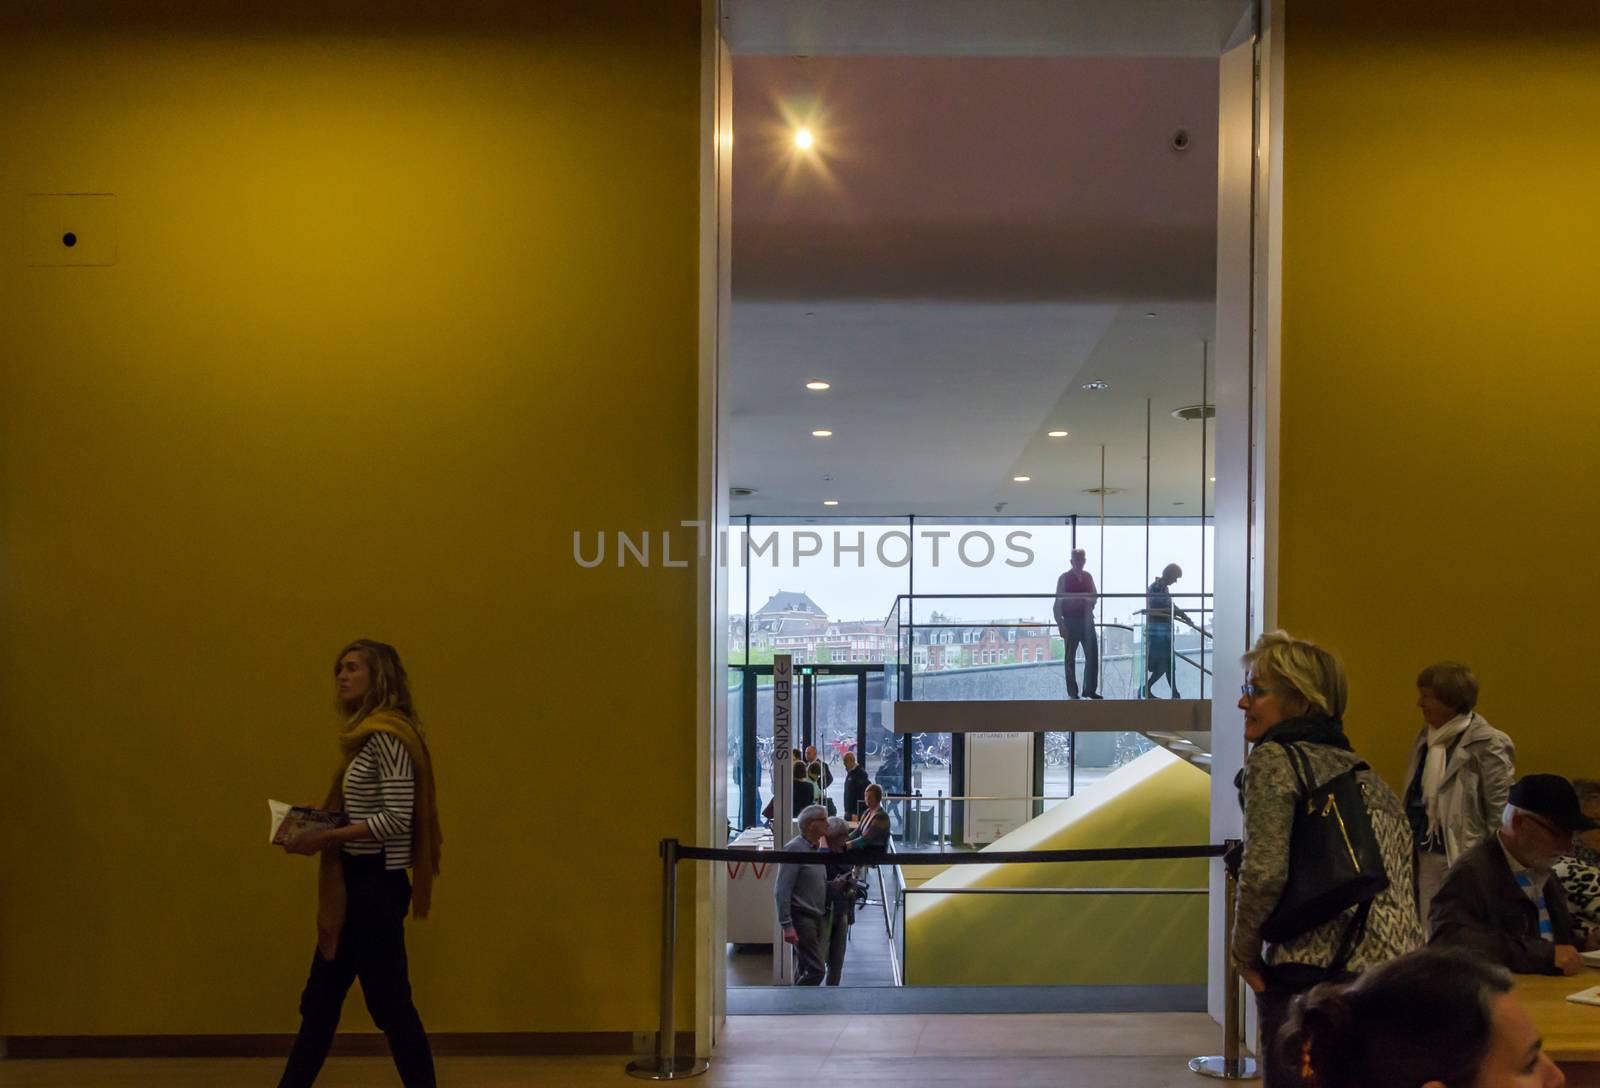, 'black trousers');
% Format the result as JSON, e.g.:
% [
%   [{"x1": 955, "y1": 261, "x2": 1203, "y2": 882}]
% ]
[
  {"x1": 791, "y1": 913, "x2": 827, "y2": 986},
  {"x1": 823, "y1": 904, "x2": 850, "y2": 986},
  {"x1": 279, "y1": 855, "x2": 436, "y2": 1088},
  {"x1": 1061, "y1": 622, "x2": 1098, "y2": 697}
]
